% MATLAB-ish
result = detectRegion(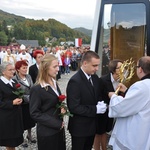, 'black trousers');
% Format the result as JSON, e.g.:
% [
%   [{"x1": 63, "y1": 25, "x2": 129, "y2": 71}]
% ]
[
  {"x1": 71, "y1": 135, "x2": 95, "y2": 150},
  {"x1": 37, "y1": 129, "x2": 66, "y2": 150}
]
